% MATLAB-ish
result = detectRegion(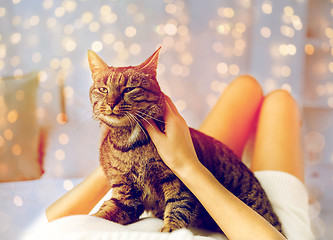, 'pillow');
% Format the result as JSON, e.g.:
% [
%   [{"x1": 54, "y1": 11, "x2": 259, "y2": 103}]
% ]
[
  {"x1": 43, "y1": 89, "x2": 99, "y2": 178},
  {"x1": 0, "y1": 71, "x2": 43, "y2": 182}
]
